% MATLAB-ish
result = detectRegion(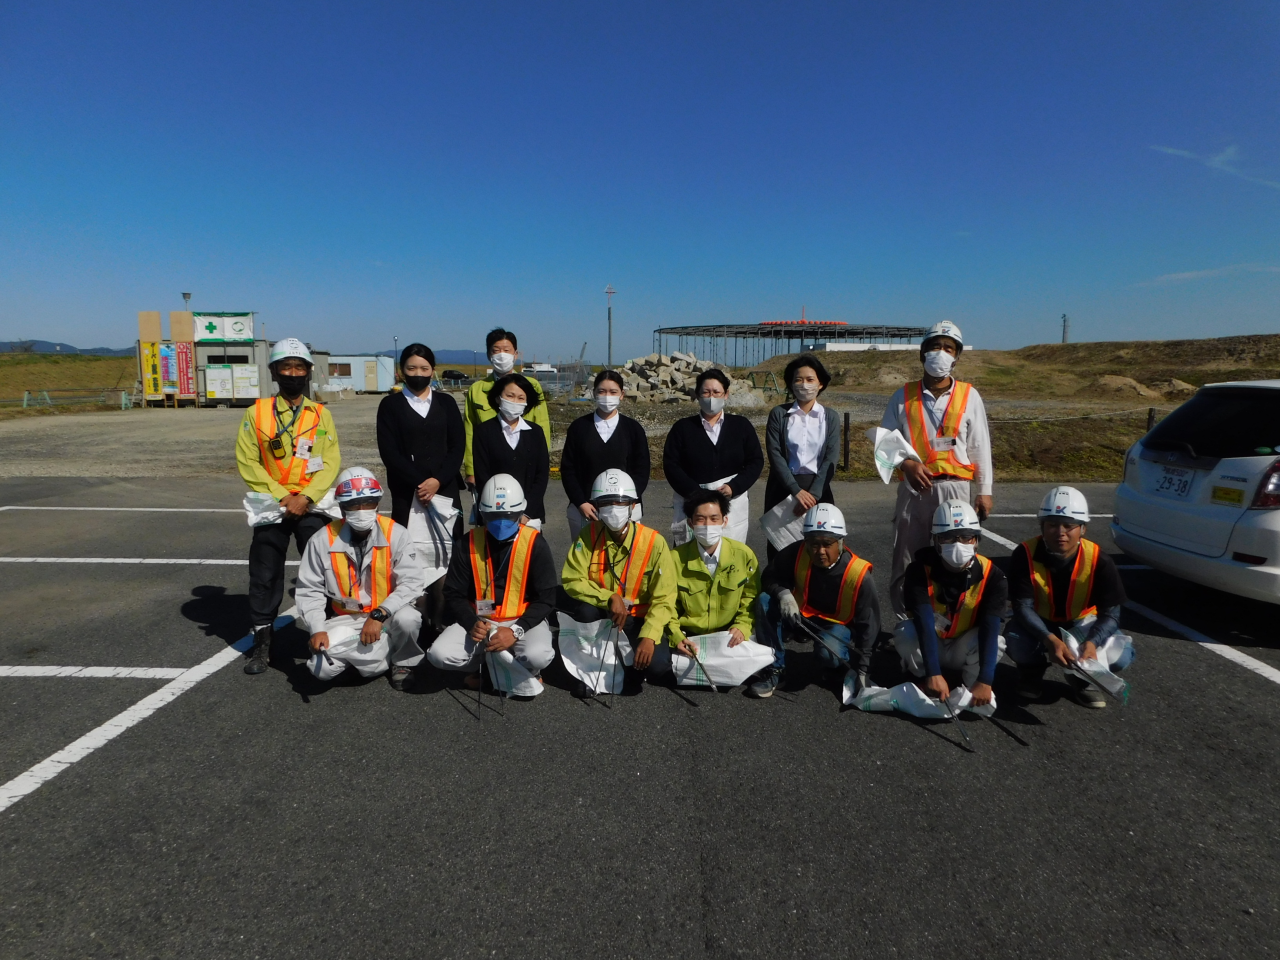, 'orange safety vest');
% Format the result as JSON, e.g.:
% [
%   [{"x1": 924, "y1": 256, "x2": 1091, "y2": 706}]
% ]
[
  {"x1": 793, "y1": 547, "x2": 872, "y2": 624},
  {"x1": 923, "y1": 554, "x2": 993, "y2": 639},
  {"x1": 254, "y1": 397, "x2": 325, "y2": 494},
  {"x1": 326, "y1": 515, "x2": 395, "y2": 613},
  {"x1": 468, "y1": 524, "x2": 539, "y2": 619},
  {"x1": 1023, "y1": 536, "x2": 1099, "y2": 624},
  {"x1": 902, "y1": 380, "x2": 976, "y2": 481},
  {"x1": 588, "y1": 521, "x2": 659, "y2": 617}
]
